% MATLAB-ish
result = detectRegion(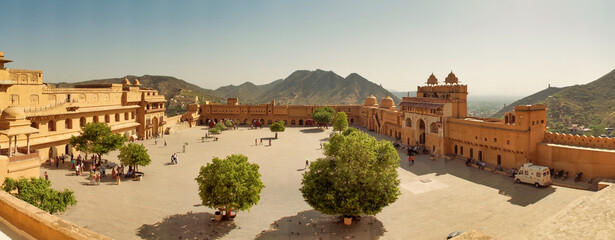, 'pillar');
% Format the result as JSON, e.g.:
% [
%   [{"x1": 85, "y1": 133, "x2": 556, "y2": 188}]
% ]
[
  {"x1": 8, "y1": 136, "x2": 12, "y2": 157},
  {"x1": 13, "y1": 135, "x2": 17, "y2": 155},
  {"x1": 26, "y1": 134, "x2": 31, "y2": 154}
]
